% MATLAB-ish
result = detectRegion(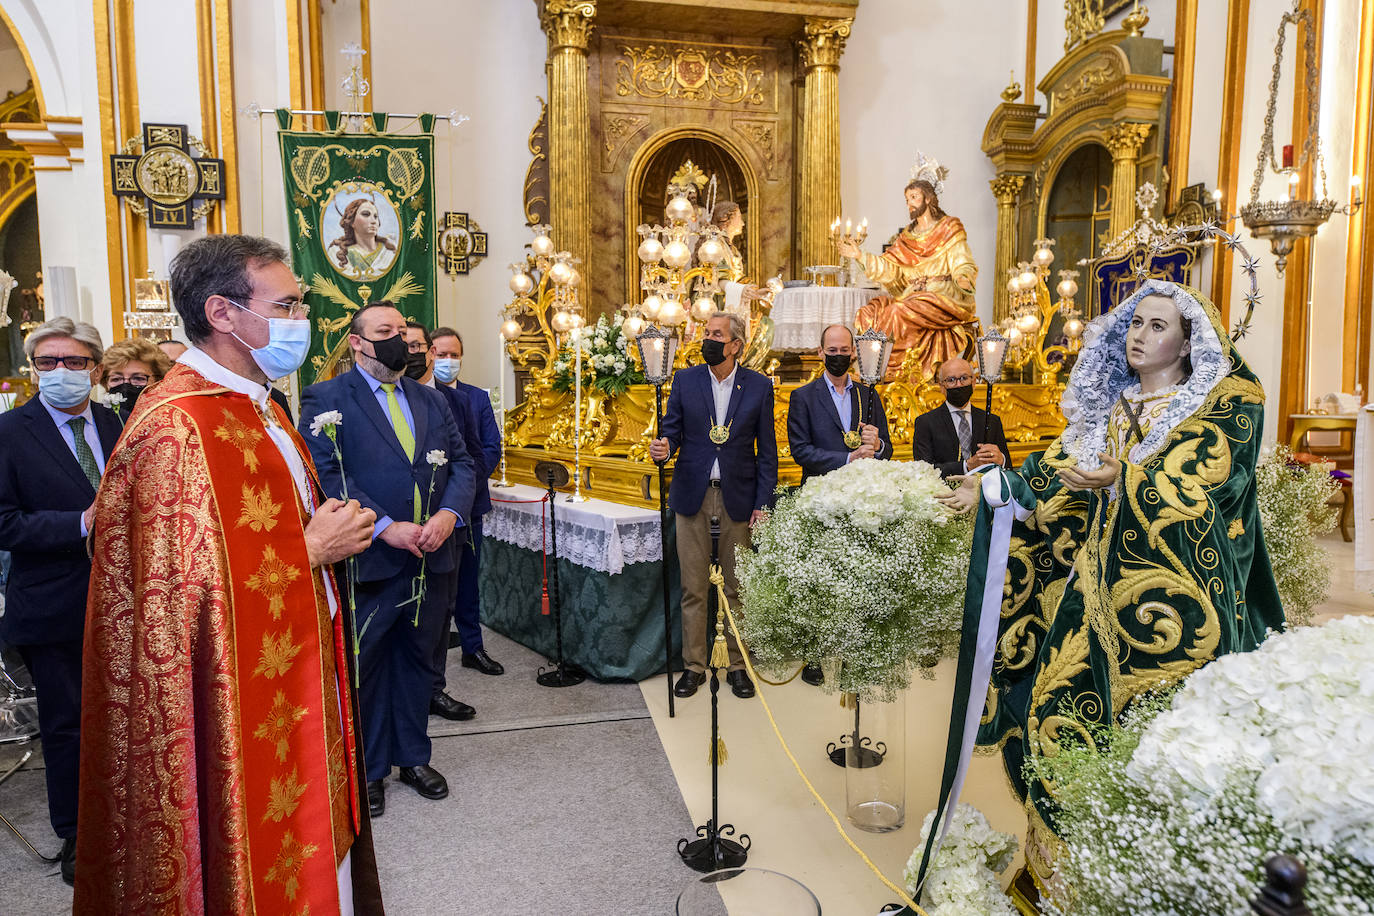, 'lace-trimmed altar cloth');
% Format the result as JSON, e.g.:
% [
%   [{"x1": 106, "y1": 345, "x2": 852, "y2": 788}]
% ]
[
  {"x1": 483, "y1": 482, "x2": 662, "y2": 575},
  {"x1": 770, "y1": 286, "x2": 882, "y2": 351}
]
